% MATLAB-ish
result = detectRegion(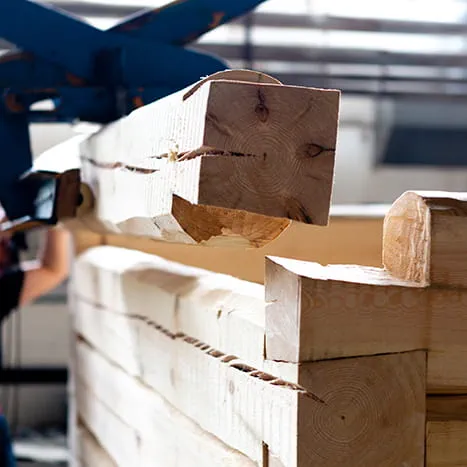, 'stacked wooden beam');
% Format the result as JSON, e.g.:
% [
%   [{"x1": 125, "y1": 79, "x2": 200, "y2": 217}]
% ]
[
  {"x1": 68, "y1": 190, "x2": 467, "y2": 466},
  {"x1": 61, "y1": 70, "x2": 467, "y2": 466},
  {"x1": 71, "y1": 69, "x2": 340, "y2": 244},
  {"x1": 72, "y1": 204, "x2": 386, "y2": 283}
]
